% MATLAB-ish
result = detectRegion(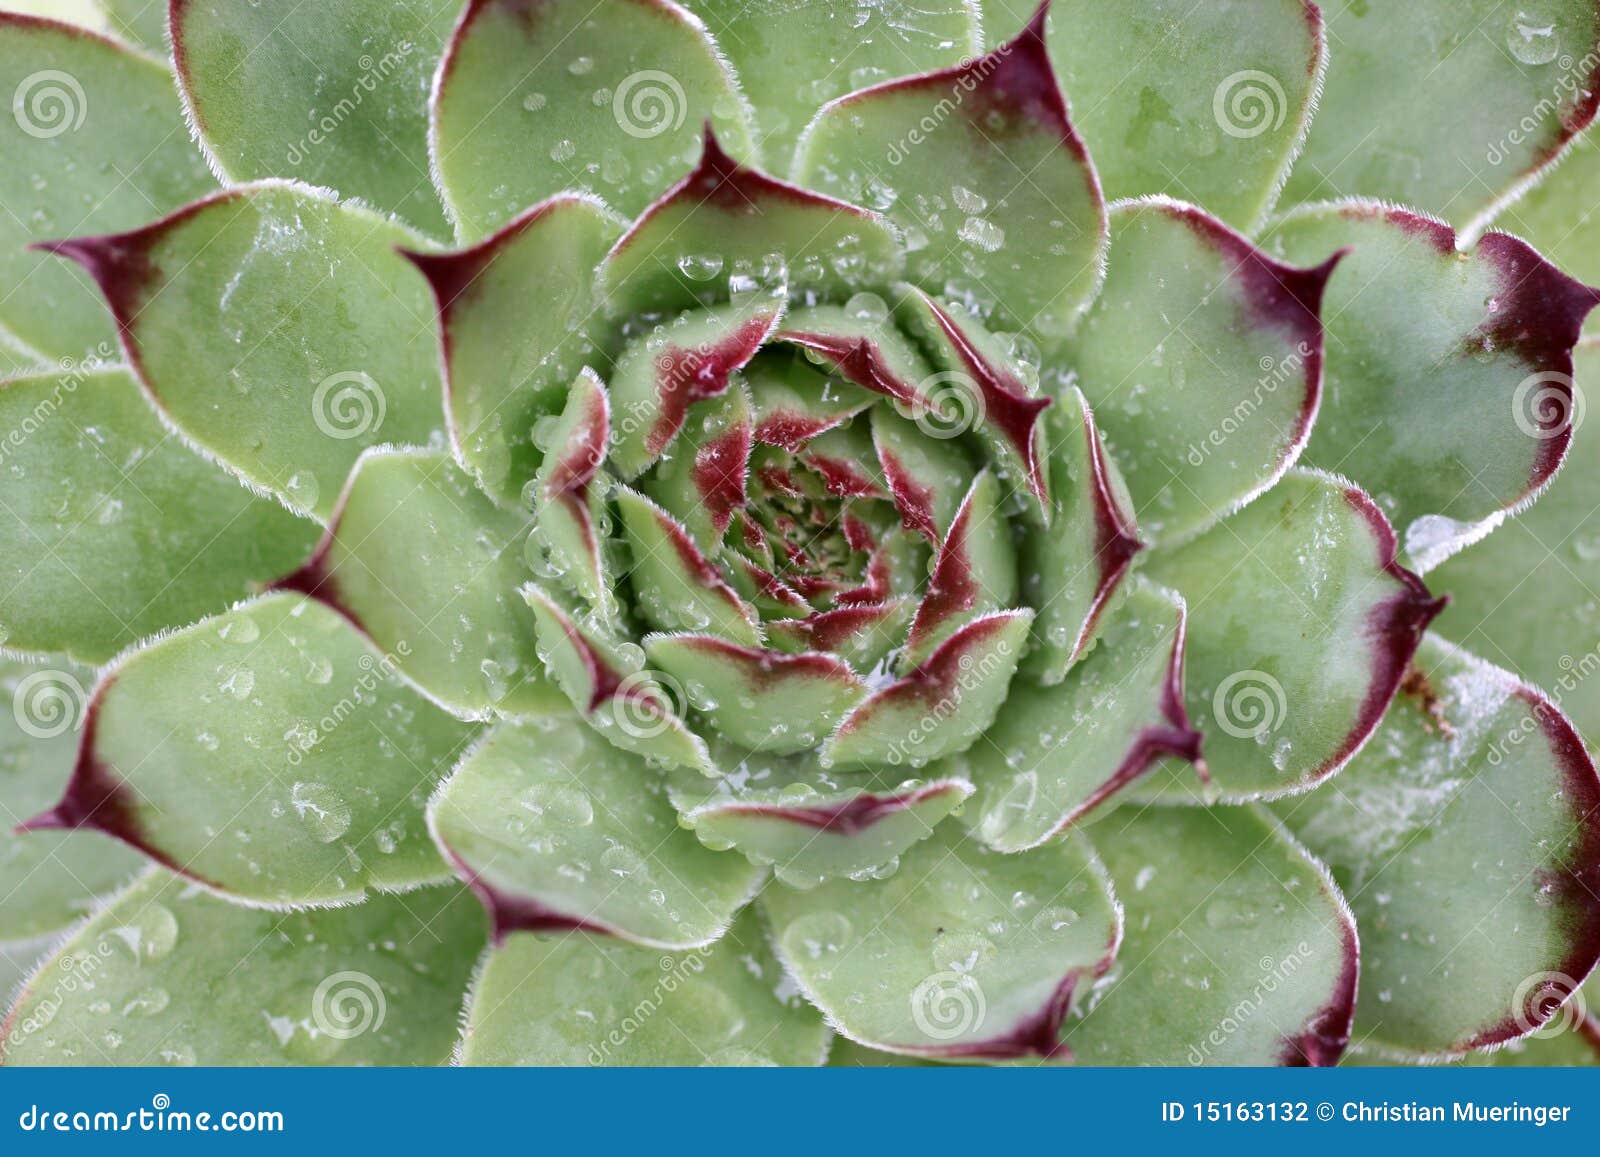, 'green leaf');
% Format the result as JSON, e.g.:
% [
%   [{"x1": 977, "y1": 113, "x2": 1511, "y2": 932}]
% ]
[
  {"x1": 0, "y1": 14, "x2": 215, "y2": 361},
  {"x1": 530, "y1": 368, "x2": 613, "y2": 608},
  {"x1": 1429, "y1": 340, "x2": 1600, "y2": 742},
  {"x1": 1281, "y1": 0, "x2": 1600, "y2": 240},
  {"x1": 761, "y1": 825, "x2": 1118, "y2": 1060},
  {"x1": 1, "y1": 655, "x2": 143, "y2": 941},
  {"x1": 1138, "y1": 470, "x2": 1441, "y2": 802},
  {"x1": 1021, "y1": 388, "x2": 1142, "y2": 684},
  {"x1": 0, "y1": 870, "x2": 486, "y2": 1065},
  {"x1": 607, "y1": 285, "x2": 785, "y2": 477},
  {"x1": 430, "y1": 0, "x2": 756, "y2": 239},
  {"x1": 1064, "y1": 804, "x2": 1357, "y2": 1066},
  {"x1": 97, "y1": 0, "x2": 165, "y2": 53},
  {"x1": 1071, "y1": 198, "x2": 1338, "y2": 546},
  {"x1": 172, "y1": 0, "x2": 458, "y2": 235},
  {"x1": 522, "y1": 583, "x2": 714, "y2": 774},
  {"x1": 461, "y1": 907, "x2": 828, "y2": 1065},
  {"x1": 0, "y1": 367, "x2": 317, "y2": 663},
  {"x1": 642, "y1": 376, "x2": 752, "y2": 552},
  {"x1": 669, "y1": 755, "x2": 971, "y2": 887},
  {"x1": 682, "y1": 0, "x2": 979, "y2": 165},
  {"x1": 959, "y1": 579, "x2": 1201, "y2": 851},
  {"x1": 983, "y1": 0, "x2": 1323, "y2": 231},
  {"x1": 1494, "y1": 130, "x2": 1600, "y2": 288},
  {"x1": 869, "y1": 403, "x2": 977, "y2": 544},
  {"x1": 598, "y1": 129, "x2": 906, "y2": 318},
  {"x1": 43, "y1": 182, "x2": 447, "y2": 521},
  {"x1": 274, "y1": 447, "x2": 562, "y2": 720},
  {"x1": 902, "y1": 471, "x2": 1016, "y2": 669},
  {"x1": 768, "y1": 599, "x2": 914, "y2": 674},
  {"x1": 1276, "y1": 635, "x2": 1600, "y2": 1058},
  {"x1": 25, "y1": 593, "x2": 477, "y2": 905},
  {"x1": 746, "y1": 349, "x2": 875, "y2": 449},
  {"x1": 404, "y1": 195, "x2": 624, "y2": 507},
  {"x1": 821, "y1": 610, "x2": 1032, "y2": 771},
  {"x1": 645, "y1": 635, "x2": 867, "y2": 754},
  {"x1": 794, "y1": 9, "x2": 1106, "y2": 345},
  {"x1": 893, "y1": 287, "x2": 1053, "y2": 516},
  {"x1": 615, "y1": 487, "x2": 761, "y2": 646},
  {"x1": 1266, "y1": 203, "x2": 1600, "y2": 572},
  {"x1": 428, "y1": 717, "x2": 763, "y2": 949}
]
